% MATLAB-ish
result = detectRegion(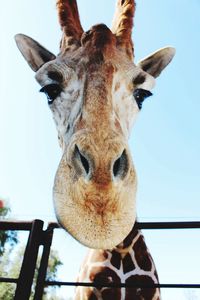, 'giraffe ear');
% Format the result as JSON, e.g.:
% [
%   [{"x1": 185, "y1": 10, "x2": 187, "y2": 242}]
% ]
[
  {"x1": 15, "y1": 34, "x2": 56, "y2": 72},
  {"x1": 138, "y1": 47, "x2": 176, "y2": 78}
]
